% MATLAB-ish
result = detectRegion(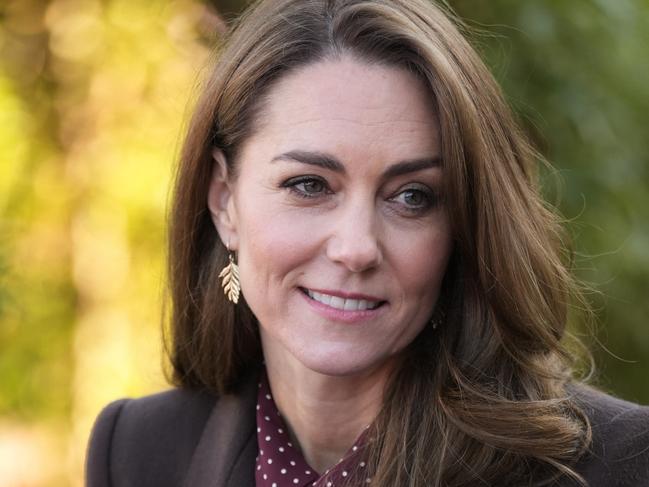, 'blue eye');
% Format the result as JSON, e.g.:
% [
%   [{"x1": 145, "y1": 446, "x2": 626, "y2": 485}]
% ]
[
  {"x1": 281, "y1": 176, "x2": 330, "y2": 198},
  {"x1": 402, "y1": 189, "x2": 427, "y2": 206},
  {"x1": 391, "y1": 185, "x2": 439, "y2": 213}
]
